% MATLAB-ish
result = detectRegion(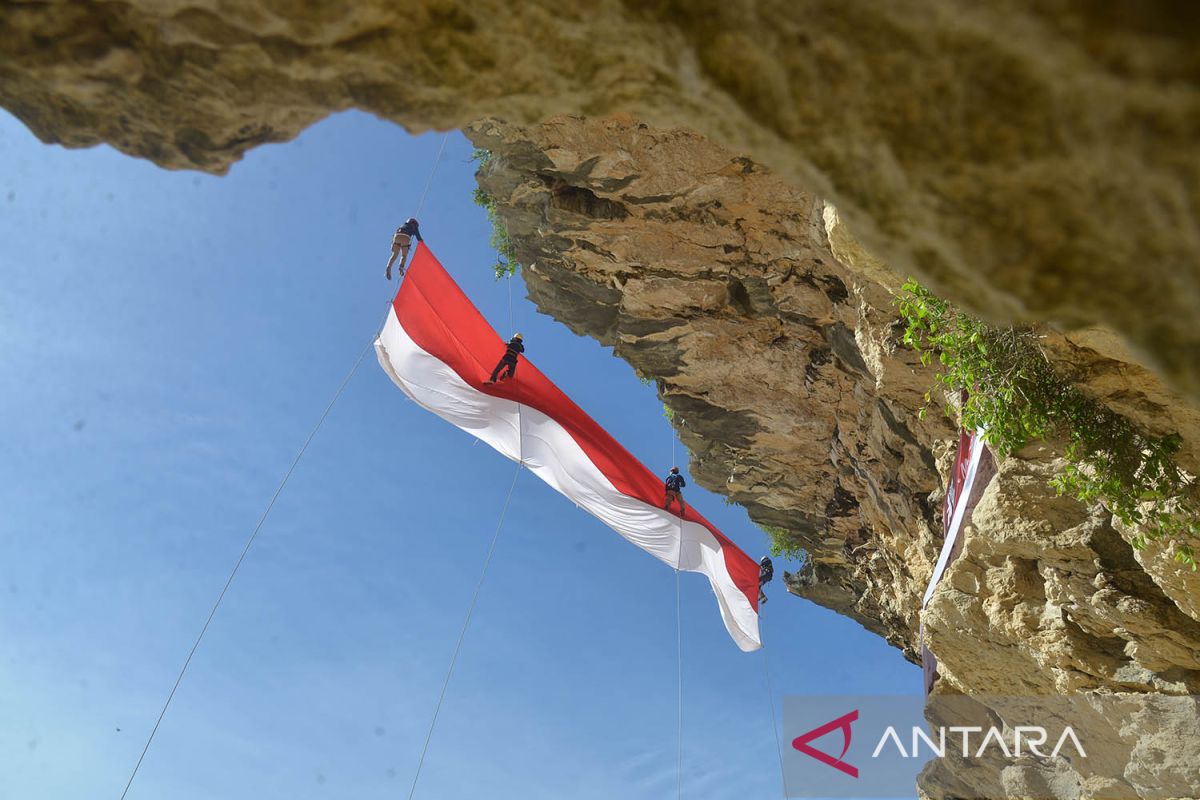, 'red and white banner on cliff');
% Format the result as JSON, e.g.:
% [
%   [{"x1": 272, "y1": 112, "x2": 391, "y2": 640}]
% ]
[
  {"x1": 921, "y1": 424, "x2": 993, "y2": 691},
  {"x1": 922, "y1": 427, "x2": 988, "y2": 608},
  {"x1": 374, "y1": 243, "x2": 763, "y2": 651}
]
